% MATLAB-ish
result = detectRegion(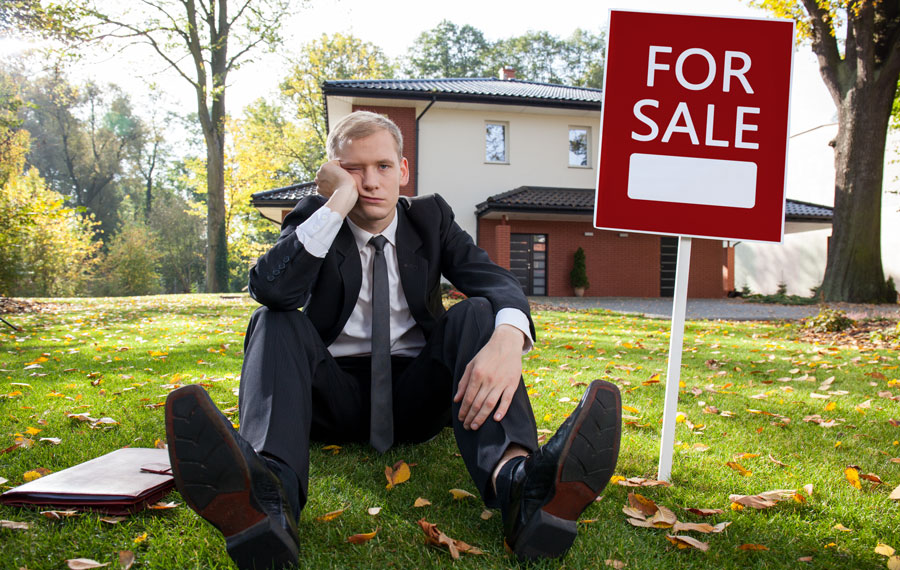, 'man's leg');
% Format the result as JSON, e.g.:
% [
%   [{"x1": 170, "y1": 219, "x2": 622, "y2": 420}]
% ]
[
  {"x1": 397, "y1": 297, "x2": 622, "y2": 561},
  {"x1": 166, "y1": 307, "x2": 368, "y2": 570}
]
